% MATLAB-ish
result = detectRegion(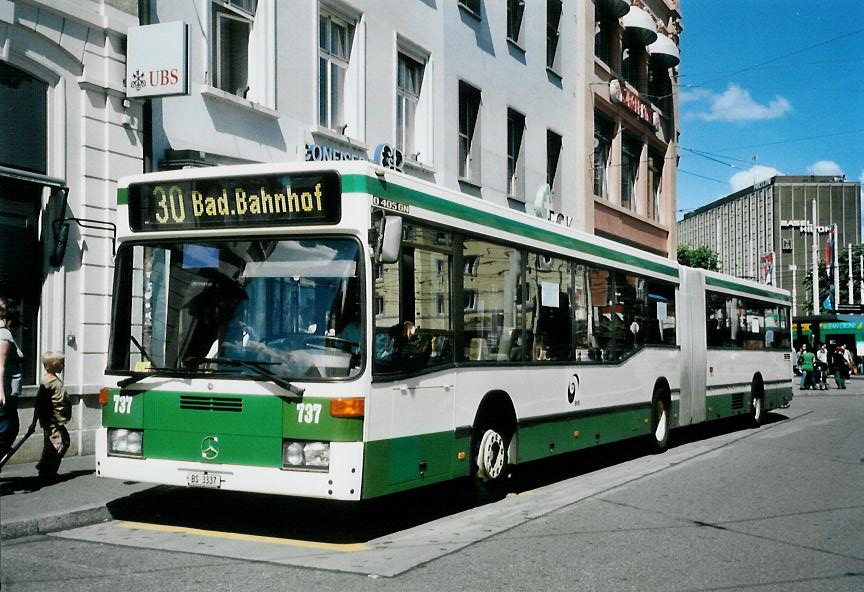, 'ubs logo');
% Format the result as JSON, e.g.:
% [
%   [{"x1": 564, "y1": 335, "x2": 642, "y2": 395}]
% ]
[{"x1": 201, "y1": 436, "x2": 220, "y2": 460}]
